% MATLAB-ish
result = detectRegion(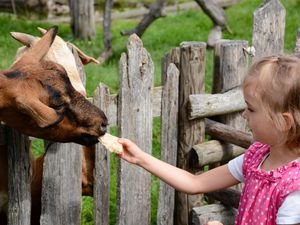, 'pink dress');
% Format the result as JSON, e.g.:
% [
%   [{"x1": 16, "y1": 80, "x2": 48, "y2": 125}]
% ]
[{"x1": 235, "y1": 142, "x2": 300, "y2": 225}]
